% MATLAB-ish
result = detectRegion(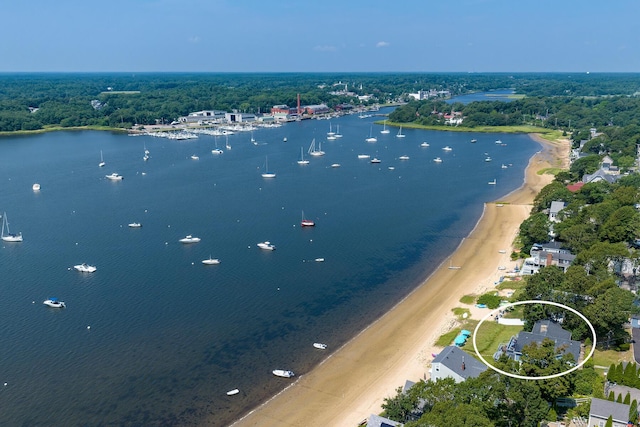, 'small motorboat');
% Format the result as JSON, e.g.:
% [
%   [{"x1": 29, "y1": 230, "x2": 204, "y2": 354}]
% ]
[
  {"x1": 442, "y1": 146, "x2": 452, "y2": 151},
  {"x1": 331, "y1": 163, "x2": 341, "y2": 168},
  {"x1": 191, "y1": 155, "x2": 199, "y2": 160},
  {"x1": 128, "y1": 222, "x2": 142, "y2": 228},
  {"x1": 257, "y1": 241, "x2": 276, "y2": 250},
  {"x1": 313, "y1": 343, "x2": 327, "y2": 350},
  {"x1": 179, "y1": 235, "x2": 201, "y2": 244},
  {"x1": 211, "y1": 148, "x2": 224, "y2": 155},
  {"x1": 74, "y1": 263, "x2": 97, "y2": 273},
  {"x1": 471, "y1": 139, "x2": 477, "y2": 143},
  {"x1": 357, "y1": 154, "x2": 370, "y2": 159},
  {"x1": 272, "y1": 369, "x2": 295, "y2": 378},
  {"x1": 43, "y1": 298, "x2": 65, "y2": 308},
  {"x1": 433, "y1": 157, "x2": 443, "y2": 163},
  {"x1": 398, "y1": 155, "x2": 410, "y2": 160},
  {"x1": 202, "y1": 257, "x2": 221, "y2": 265},
  {"x1": 105, "y1": 173, "x2": 123, "y2": 181},
  {"x1": 420, "y1": 142, "x2": 430, "y2": 147},
  {"x1": 226, "y1": 389, "x2": 240, "y2": 396},
  {"x1": 32, "y1": 183, "x2": 41, "y2": 191},
  {"x1": 315, "y1": 258, "x2": 325, "y2": 262},
  {"x1": 370, "y1": 158, "x2": 381, "y2": 164}
]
